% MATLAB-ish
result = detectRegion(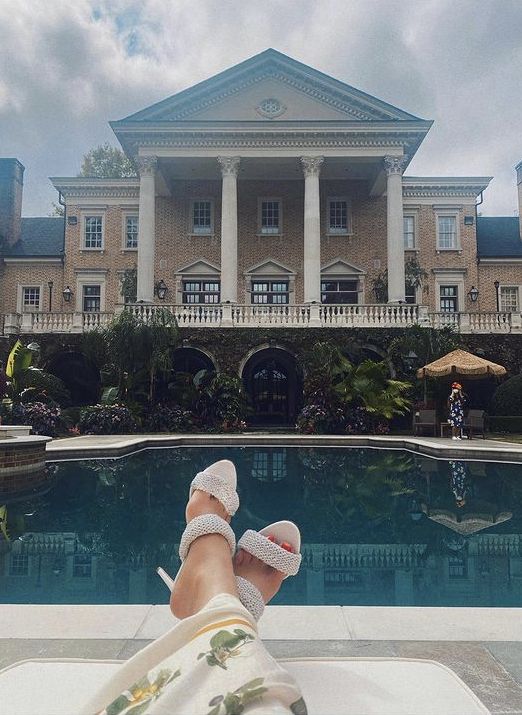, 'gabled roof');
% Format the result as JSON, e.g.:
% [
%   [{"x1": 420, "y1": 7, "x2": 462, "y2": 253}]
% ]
[
  {"x1": 3, "y1": 217, "x2": 64, "y2": 257},
  {"x1": 477, "y1": 216, "x2": 522, "y2": 257},
  {"x1": 118, "y1": 48, "x2": 425, "y2": 124}
]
